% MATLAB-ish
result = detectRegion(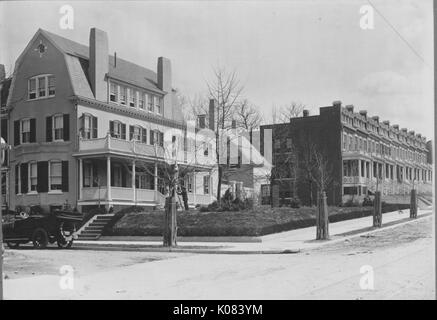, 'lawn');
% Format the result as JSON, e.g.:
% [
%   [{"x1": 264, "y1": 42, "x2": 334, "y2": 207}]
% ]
[{"x1": 107, "y1": 203, "x2": 410, "y2": 237}]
